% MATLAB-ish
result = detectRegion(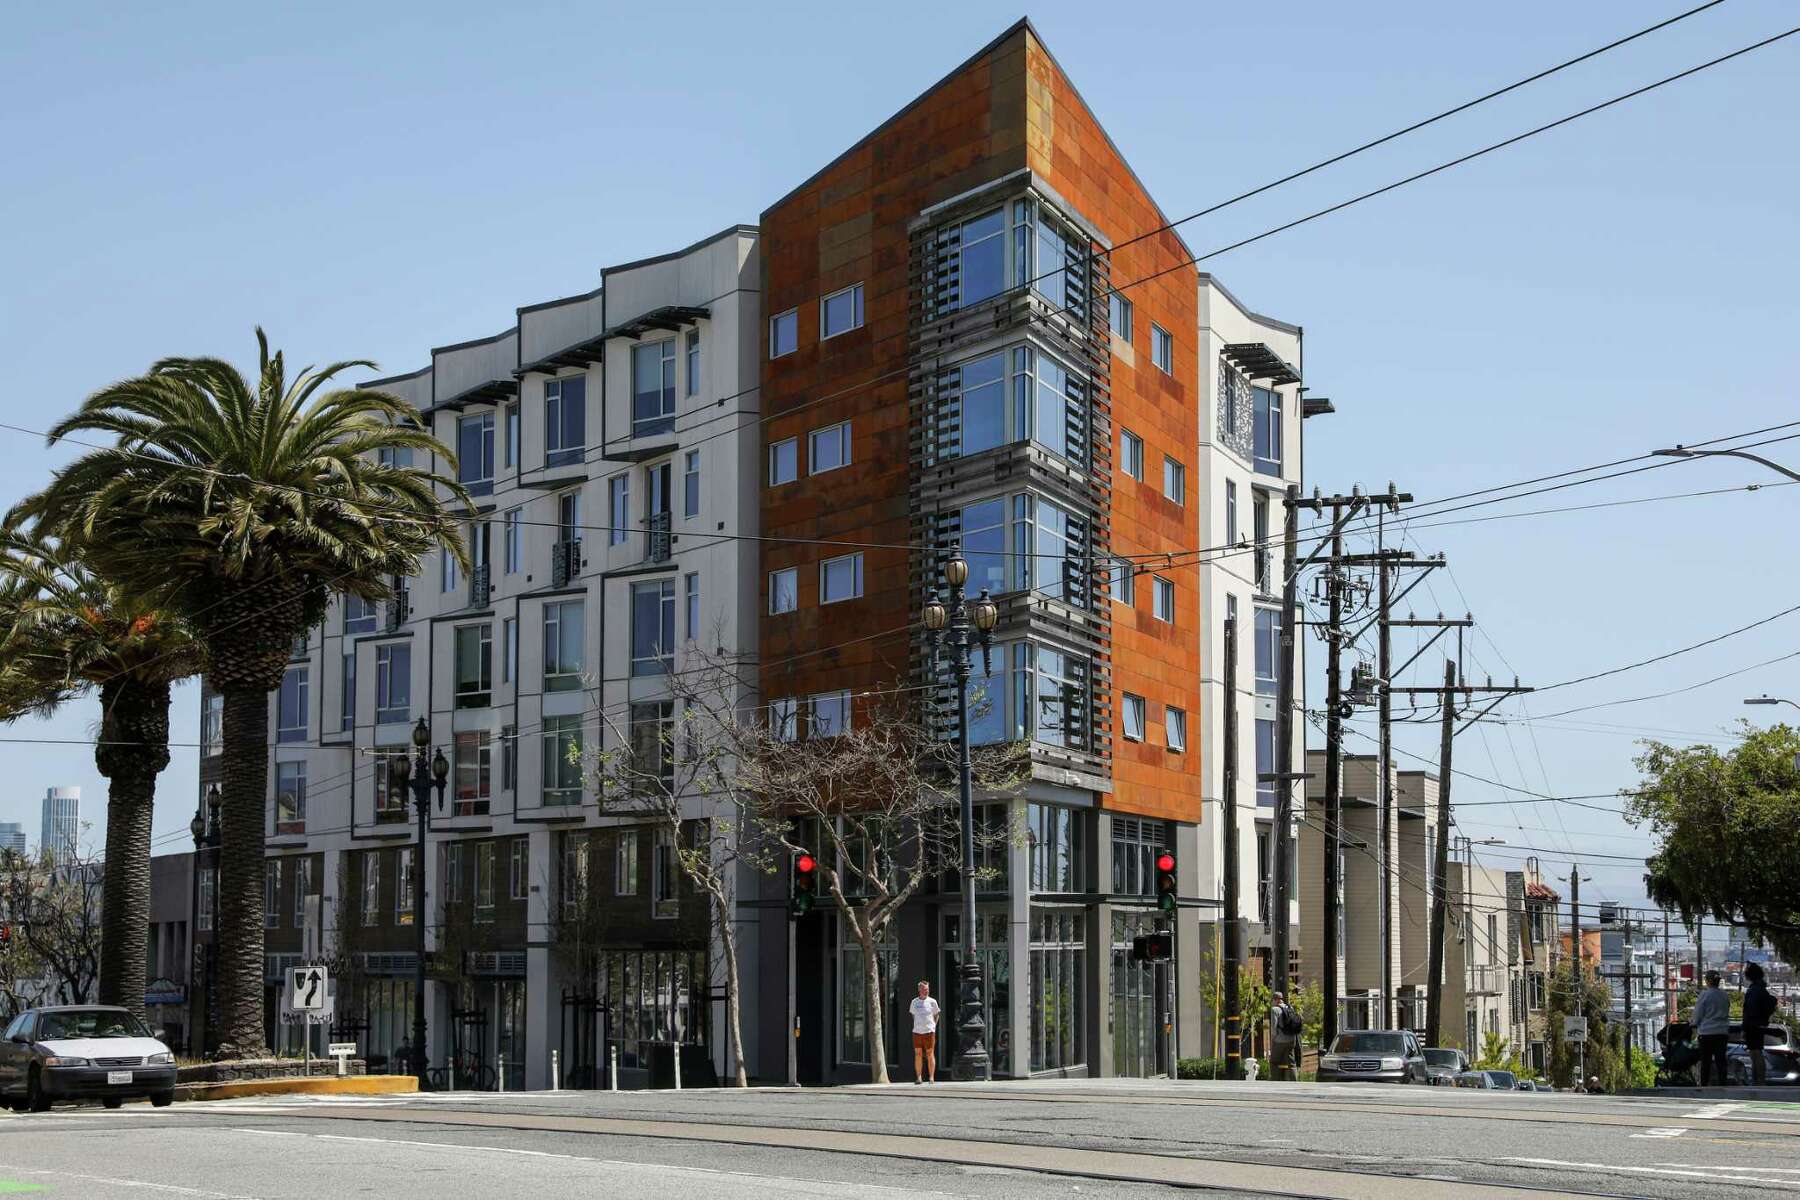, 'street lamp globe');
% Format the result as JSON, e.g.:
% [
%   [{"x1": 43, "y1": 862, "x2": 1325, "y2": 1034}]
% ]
[
  {"x1": 431, "y1": 747, "x2": 450, "y2": 784},
  {"x1": 206, "y1": 784, "x2": 222, "y2": 835},
  {"x1": 971, "y1": 591, "x2": 998, "y2": 632},
  {"x1": 922, "y1": 592, "x2": 947, "y2": 631},
  {"x1": 411, "y1": 716, "x2": 432, "y2": 748},
  {"x1": 189, "y1": 810, "x2": 206, "y2": 849},
  {"x1": 943, "y1": 554, "x2": 969, "y2": 588},
  {"x1": 388, "y1": 754, "x2": 411, "y2": 791}
]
